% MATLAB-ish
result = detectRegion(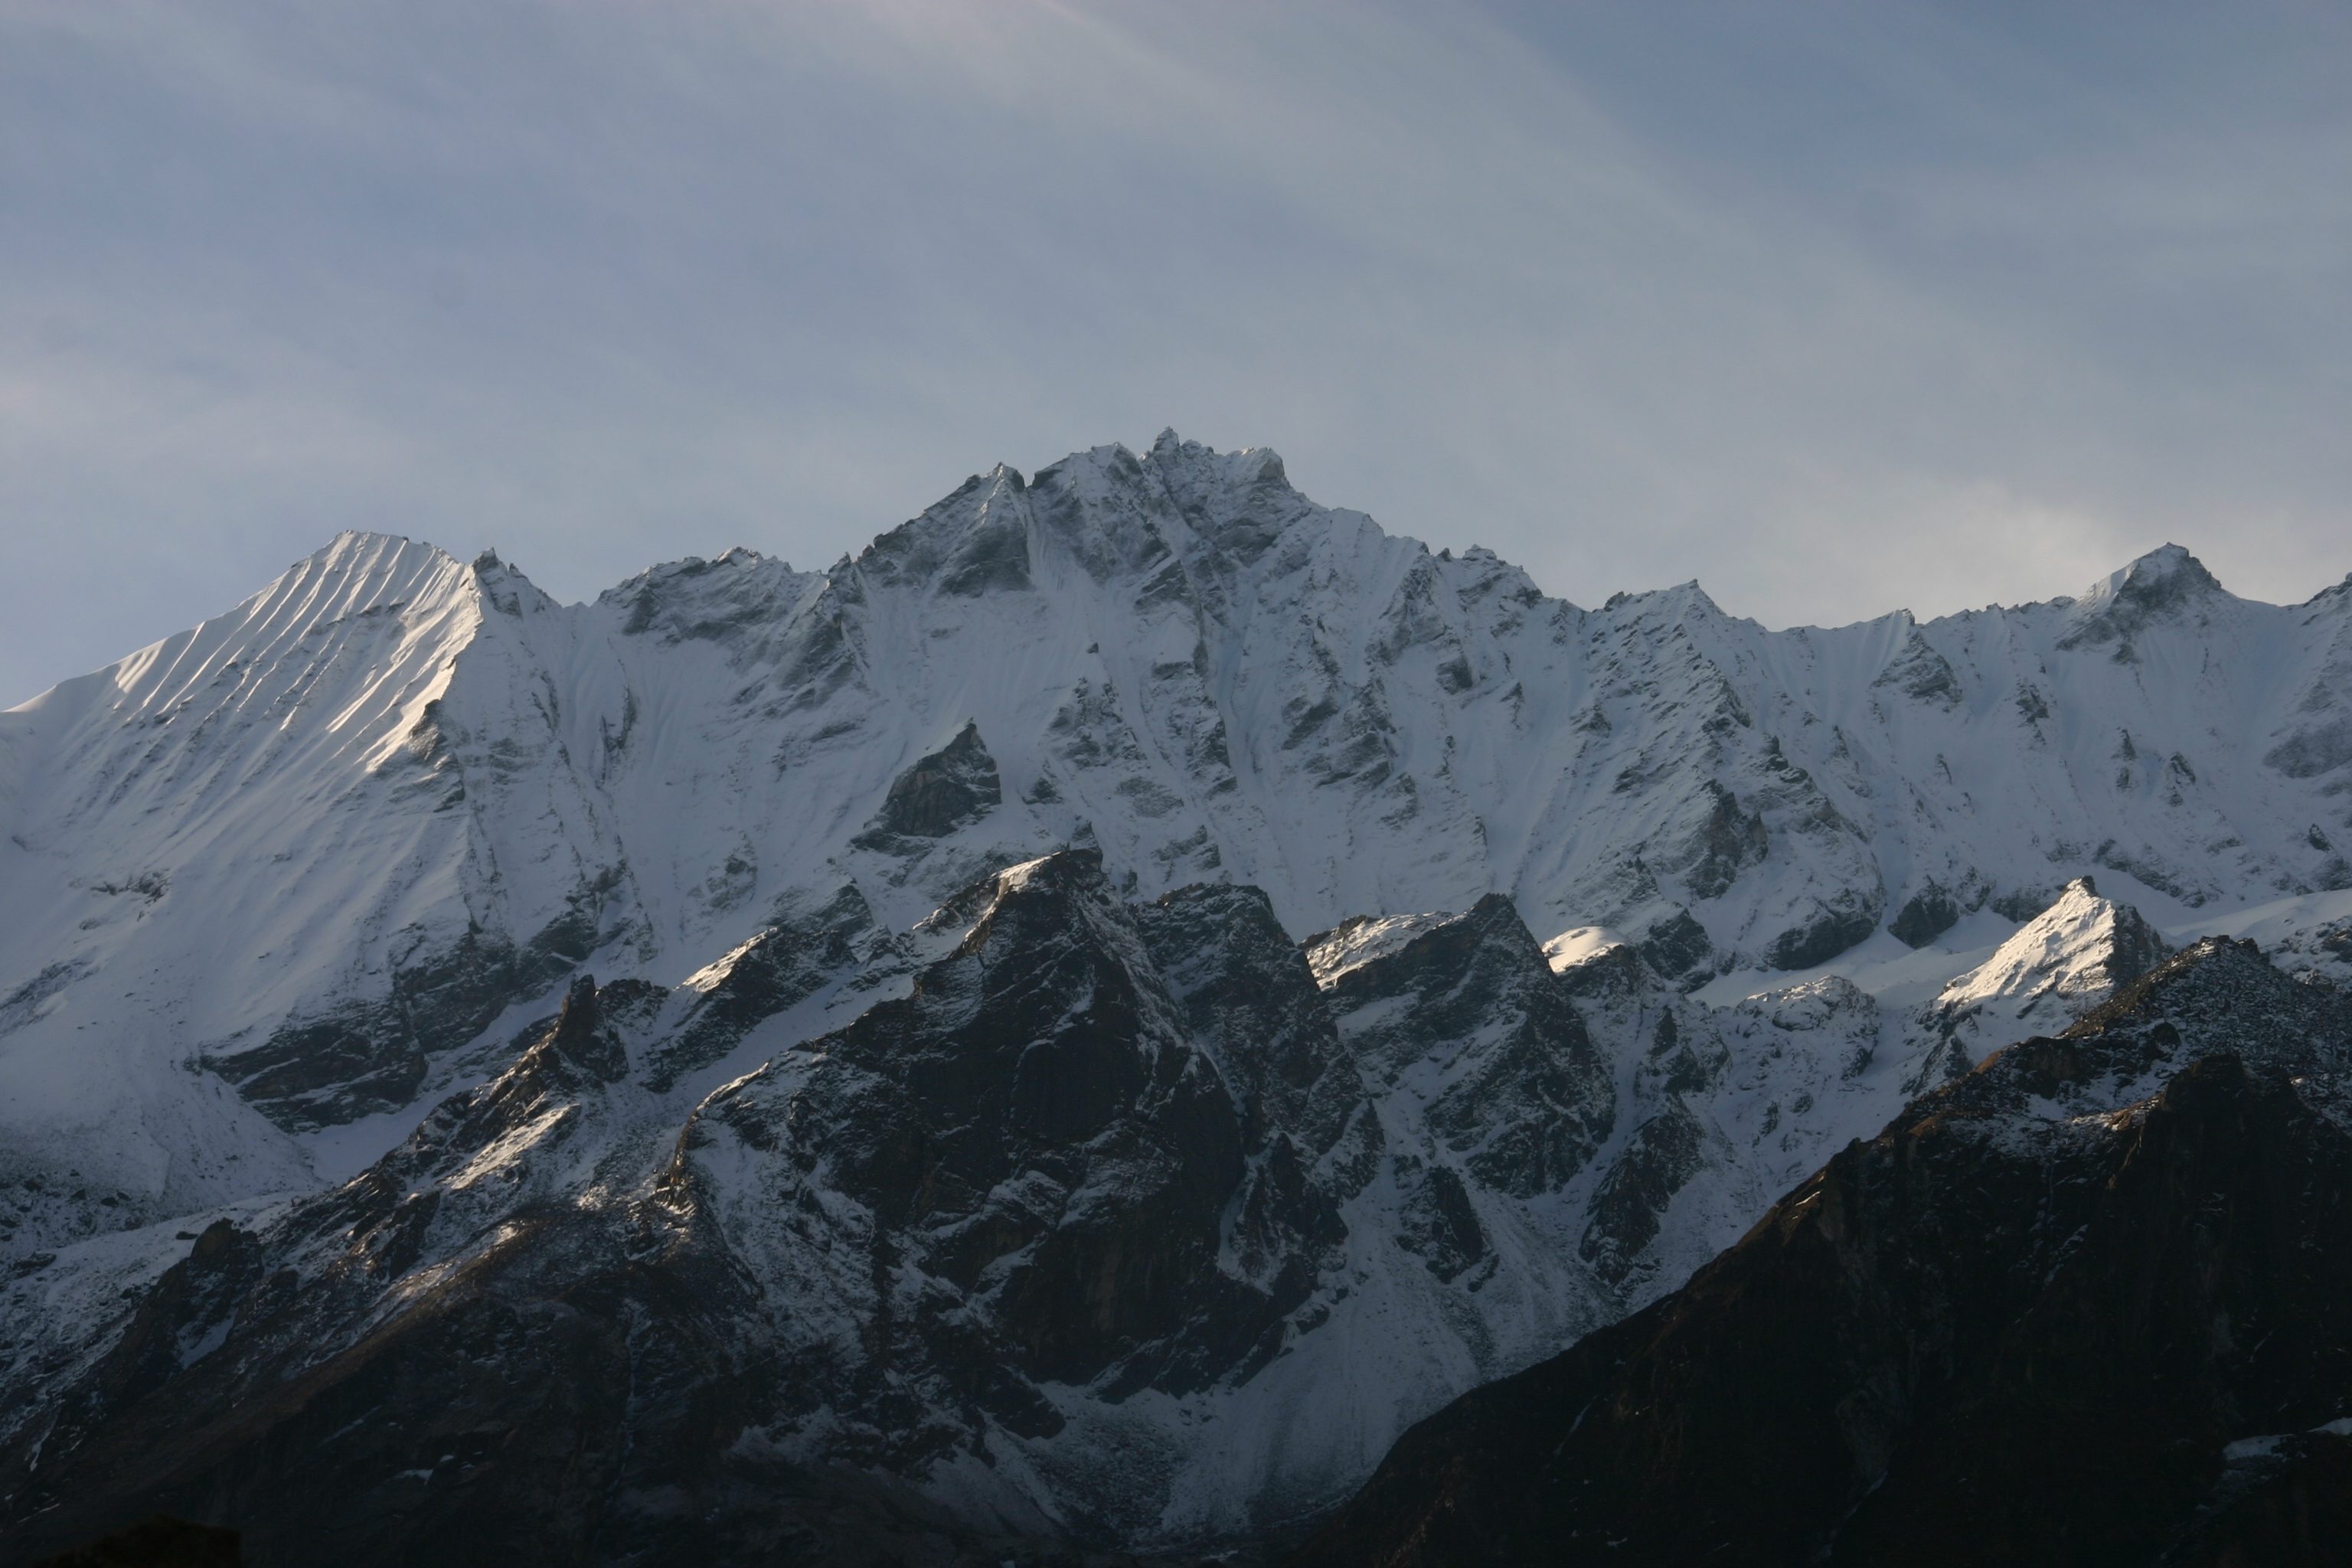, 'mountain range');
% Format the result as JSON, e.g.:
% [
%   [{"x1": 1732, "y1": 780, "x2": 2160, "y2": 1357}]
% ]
[{"x1": 4, "y1": 433, "x2": 2350, "y2": 1563}]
